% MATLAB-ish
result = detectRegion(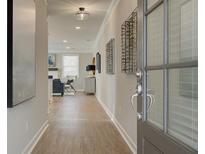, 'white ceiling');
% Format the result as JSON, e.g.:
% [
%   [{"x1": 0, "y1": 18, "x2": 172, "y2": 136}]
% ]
[{"x1": 48, "y1": 0, "x2": 113, "y2": 54}]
